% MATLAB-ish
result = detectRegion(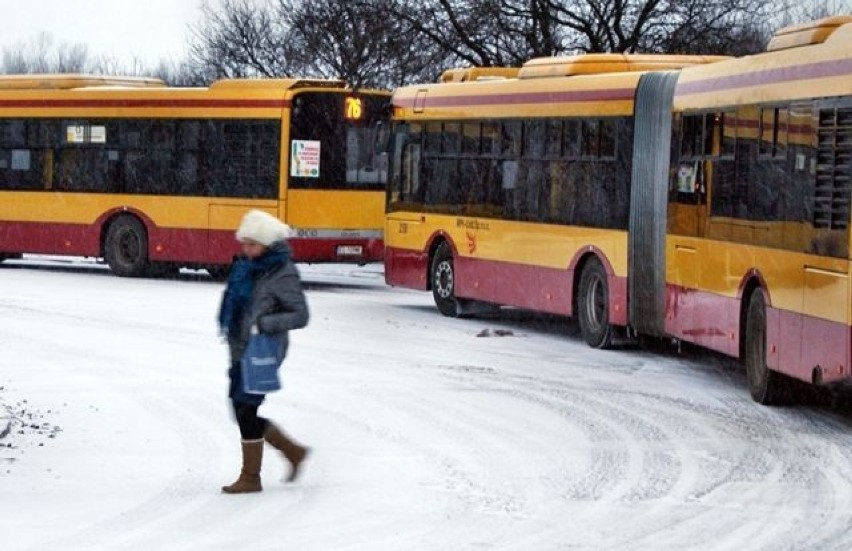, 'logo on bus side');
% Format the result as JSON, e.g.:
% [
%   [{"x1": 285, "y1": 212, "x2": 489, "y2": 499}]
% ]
[
  {"x1": 455, "y1": 218, "x2": 490, "y2": 231},
  {"x1": 456, "y1": 218, "x2": 489, "y2": 254}
]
